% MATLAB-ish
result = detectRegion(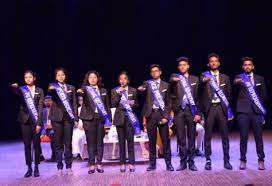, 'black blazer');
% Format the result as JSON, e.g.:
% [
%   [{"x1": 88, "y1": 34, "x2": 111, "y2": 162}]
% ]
[
  {"x1": 234, "y1": 74, "x2": 267, "y2": 114},
  {"x1": 111, "y1": 86, "x2": 139, "y2": 126},
  {"x1": 79, "y1": 85, "x2": 111, "y2": 125},
  {"x1": 199, "y1": 72, "x2": 232, "y2": 117},
  {"x1": 169, "y1": 73, "x2": 201, "y2": 115},
  {"x1": 140, "y1": 80, "x2": 171, "y2": 119},
  {"x1": 48, "y1": 83, "x2": 78, "y2": 122},
  {"x1": 12, "y1": 86, "x2": 44, "y2": 125}
]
